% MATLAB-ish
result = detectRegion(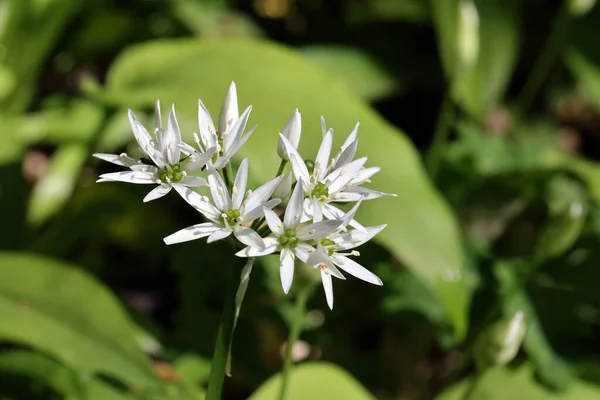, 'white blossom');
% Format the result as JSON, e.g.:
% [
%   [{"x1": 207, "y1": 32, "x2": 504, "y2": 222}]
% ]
[{"x1": 277, "y1": 109, "x2": 302, "y2": 161}]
